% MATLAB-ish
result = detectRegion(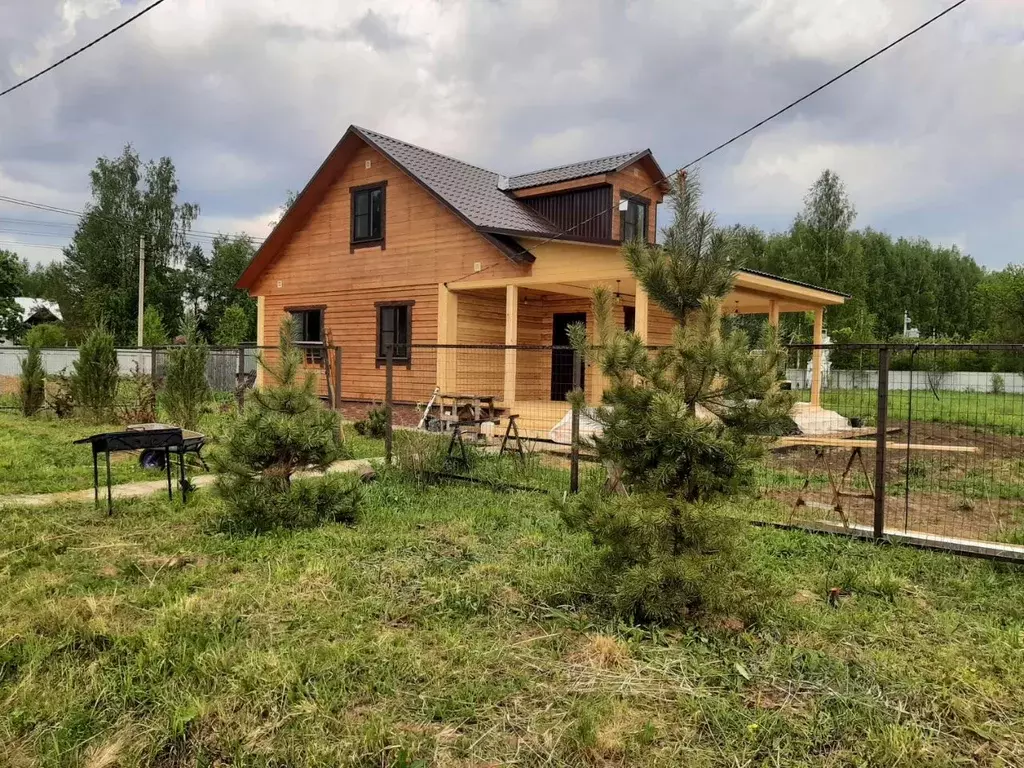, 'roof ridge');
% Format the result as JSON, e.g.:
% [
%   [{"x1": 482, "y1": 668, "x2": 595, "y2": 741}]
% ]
[
  {"x1": 355, "y1": 126, "x2": 501, "y2": 178},
  {"x1": 509, "y1": 149, "x2": 647, "y2": 181}
]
